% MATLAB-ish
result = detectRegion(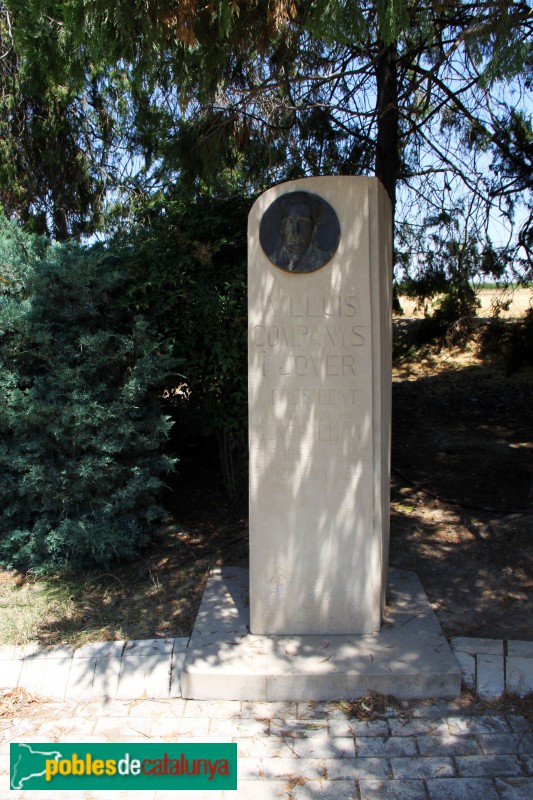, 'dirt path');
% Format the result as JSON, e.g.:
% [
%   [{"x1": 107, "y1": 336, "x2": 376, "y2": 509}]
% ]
[{"x1": 391, "y1": 329, "x2": 532, "y2": 641}]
